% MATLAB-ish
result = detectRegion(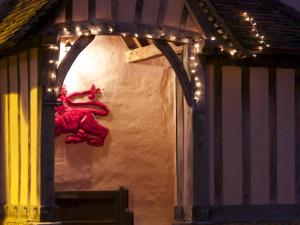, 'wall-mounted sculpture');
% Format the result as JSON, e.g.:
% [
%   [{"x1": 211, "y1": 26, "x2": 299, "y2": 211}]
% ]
[{"x1": 55, "y1": 84, "x2": 109, "y2": 146}]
